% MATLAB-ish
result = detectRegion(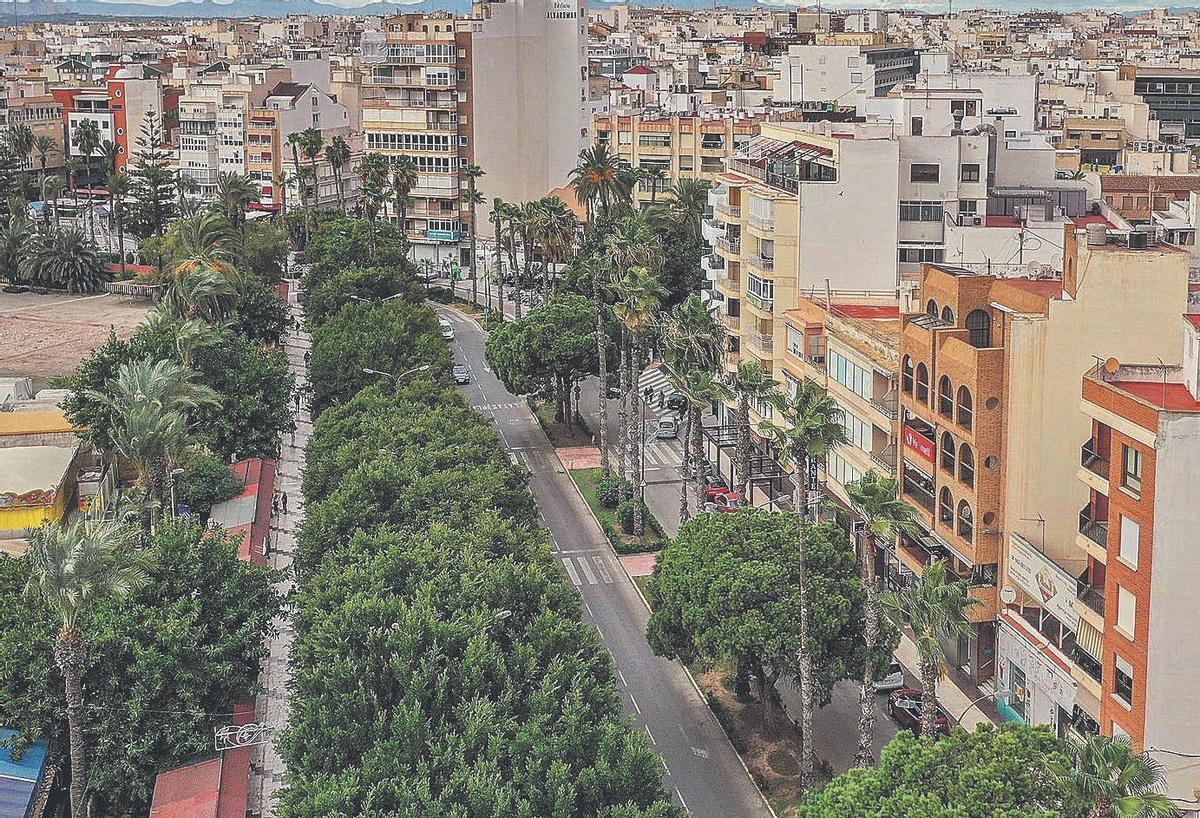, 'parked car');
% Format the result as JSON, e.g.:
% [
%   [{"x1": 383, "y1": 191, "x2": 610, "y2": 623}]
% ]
[
  {"x1": 666, "y1": 392, "x2": 687, "y2": 412},
  {"x1": 873, "y1": 659, "x2": 905, "y2": 693},
  {"x1": 452, "y1": 364, "x2": 470, "y2": 384},
  {"x1": 704, "y1": 491, "x2": 744, "y2": 514},
  {"x1": 702, "y1": 474, "x2": 730, "y2": 498},
  {"x1": 439, "y1": 320, "x2": 455, "y2": 341},
  {"x1": 656, "y1": 418, "x2": 679, "y2": 439},
  {"x1": 886, "y1": 689, "x2": 951, "y2": 736}
]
